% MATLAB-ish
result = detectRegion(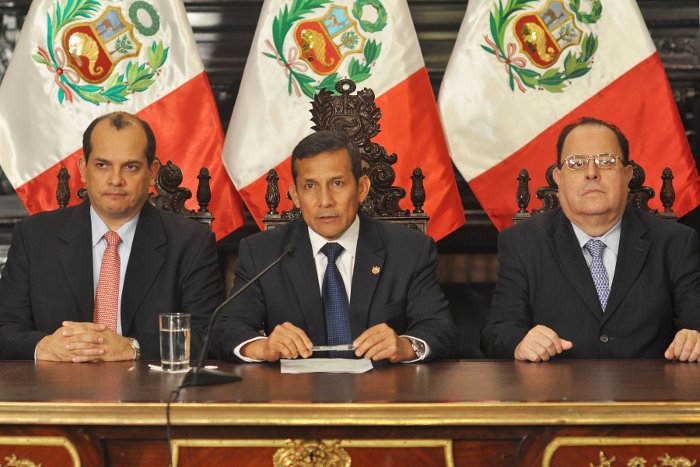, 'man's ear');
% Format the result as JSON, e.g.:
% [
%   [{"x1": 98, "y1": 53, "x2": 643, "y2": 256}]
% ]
[
  {"x1": 552, "y1": 167, "x2": 561, "y2": 186},
  {"x1": 289, "y1": 182, "x2": 301, "y2": 209},
  {"x1": 148, "y1": 159, "x2": 161, "y2": 186},
  {"x1": 78, "y1": 157, "x2": 87, "y2": 183},
  {"x1": 357, "y1": 175, "x2": 371, "y2": 203}
]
